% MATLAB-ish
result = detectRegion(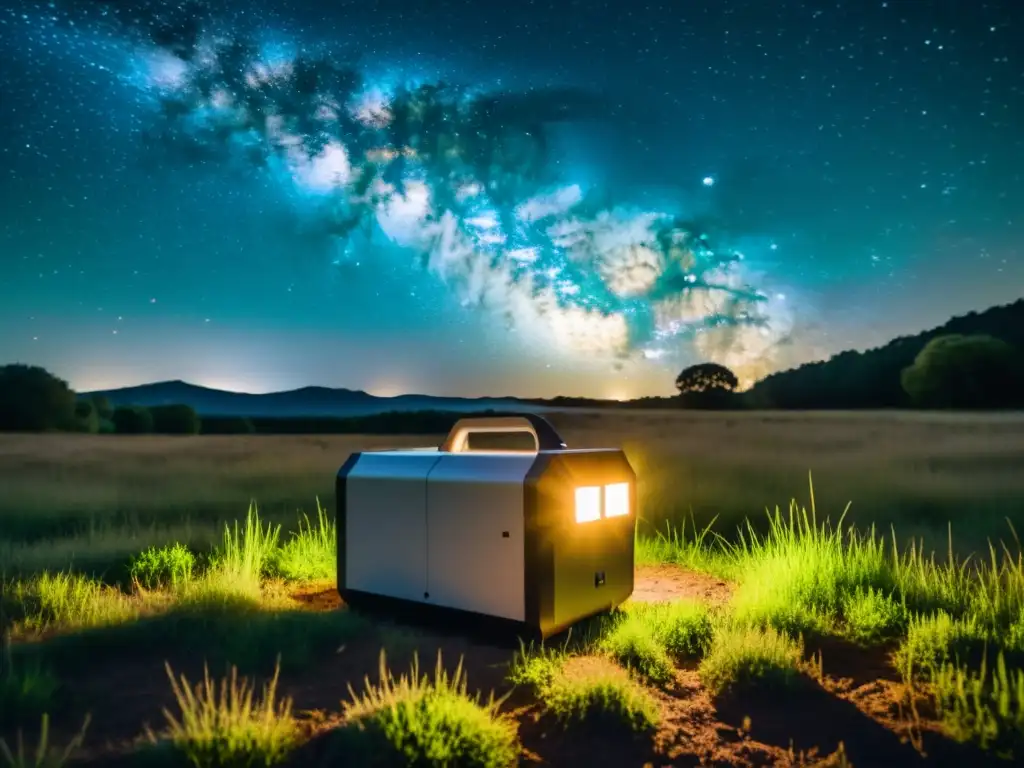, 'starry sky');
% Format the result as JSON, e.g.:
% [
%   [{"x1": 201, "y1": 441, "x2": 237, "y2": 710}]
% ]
[{"x1": 1, "y1": 0, "x2": 1022, "y2": 400}]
